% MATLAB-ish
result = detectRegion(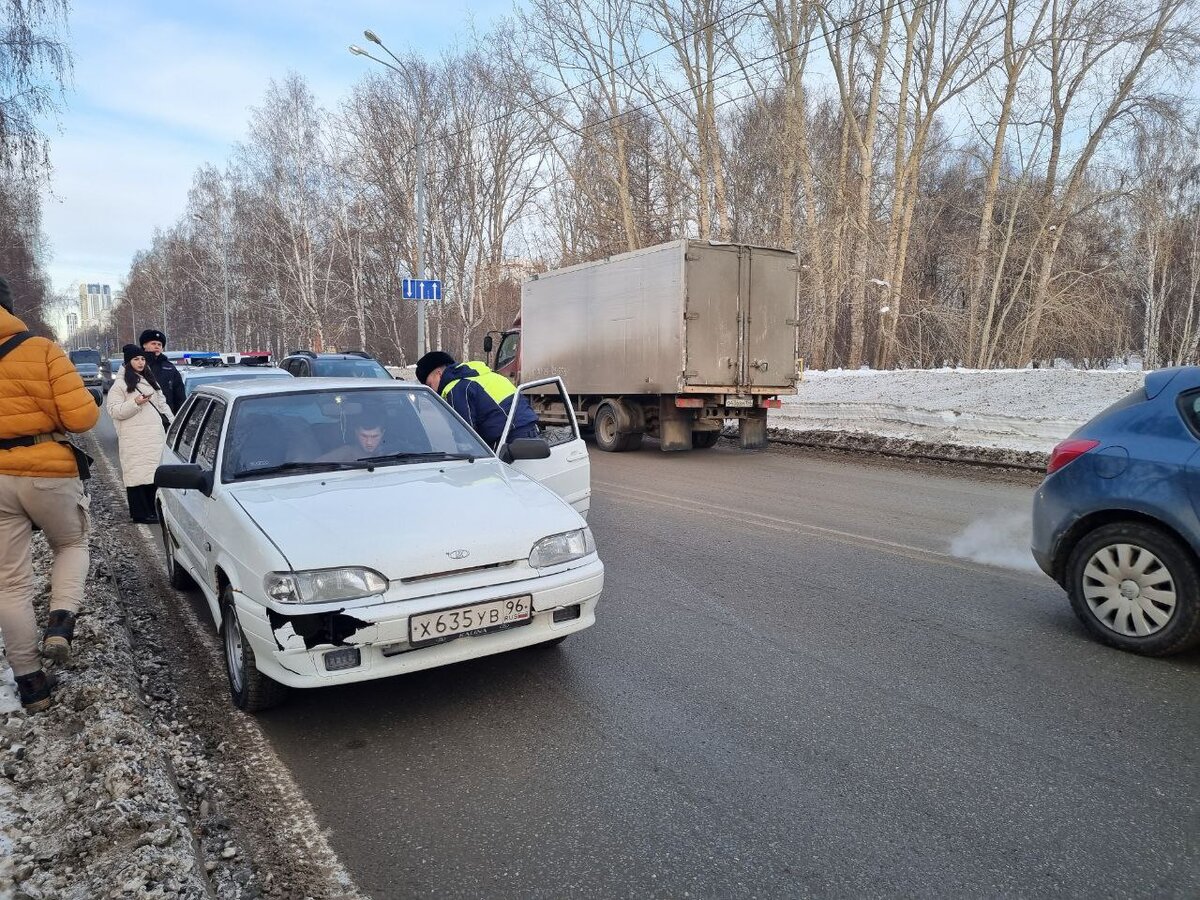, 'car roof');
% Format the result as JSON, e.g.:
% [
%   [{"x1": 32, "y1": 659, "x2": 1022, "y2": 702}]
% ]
[
  {"x1": 192, "y1": 378, "x2": 428, "y2": 399},
  {"x1": 180, "y1": 365, "x2": 289, "y2": 377},
  {"x1": 286, "y1": 353, "x2": 381, "y2": 360}
]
